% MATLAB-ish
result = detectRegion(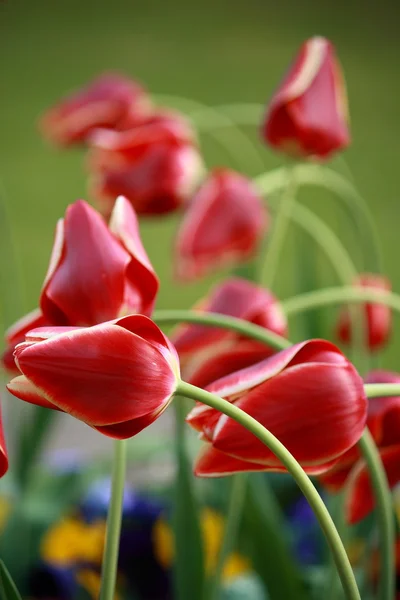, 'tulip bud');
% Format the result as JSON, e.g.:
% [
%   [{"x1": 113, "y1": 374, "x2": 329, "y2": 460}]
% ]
[
  {"x1": 7, "y1": 315, "x2": 180, "y2": 439},
  {"x1": 336, "y1": 274, "x2": 392, "y2": 351},
  {"x1": 39, "y1": 73, "x2": 152, "y2": 146},
  {"x1": 262, "y1": 36, "x2": 350, "y2": 159},
  {"x1": 187, "y1": 340, "x2": 366, "y2": 477},
  {"x1": 175, "y1": 169, "x2": 268, "y2": 281},
  {"x1": 2, "y1": 197, "x2": 158, "y2": 372},
  {"x1": 88, "y1": 118, "x2": 203, "y2": 216},
  {"x1": 172, "y1": 277, "x2": 287, "y2": 388}
]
